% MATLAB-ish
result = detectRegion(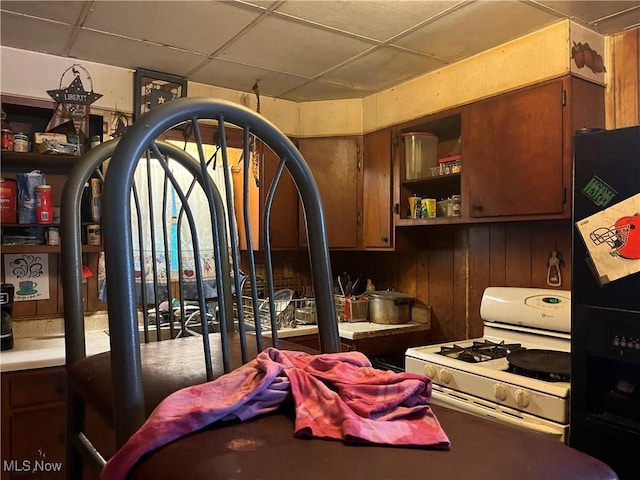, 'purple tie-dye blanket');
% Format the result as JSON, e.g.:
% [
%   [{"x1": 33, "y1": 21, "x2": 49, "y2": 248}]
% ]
[{"x1": 100, "y1": 348, "x2": 450, "y2": 479}]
